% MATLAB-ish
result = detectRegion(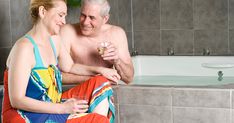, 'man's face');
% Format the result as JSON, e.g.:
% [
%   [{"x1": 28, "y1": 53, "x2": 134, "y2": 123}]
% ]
[{"x1": 79, "y1": 4, "x2": 105, "y2": 36}]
